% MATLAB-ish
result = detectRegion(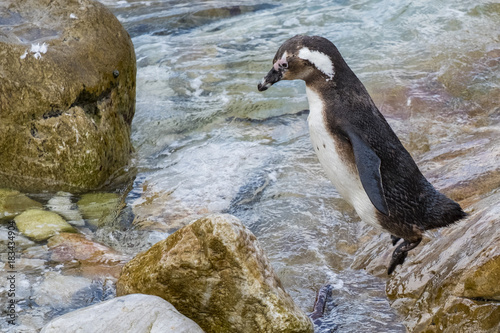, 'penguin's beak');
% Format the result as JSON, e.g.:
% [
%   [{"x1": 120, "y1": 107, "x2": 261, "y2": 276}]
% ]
[{"x1": 257, "y1": 68, "x2": 283, "y2": 91}]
